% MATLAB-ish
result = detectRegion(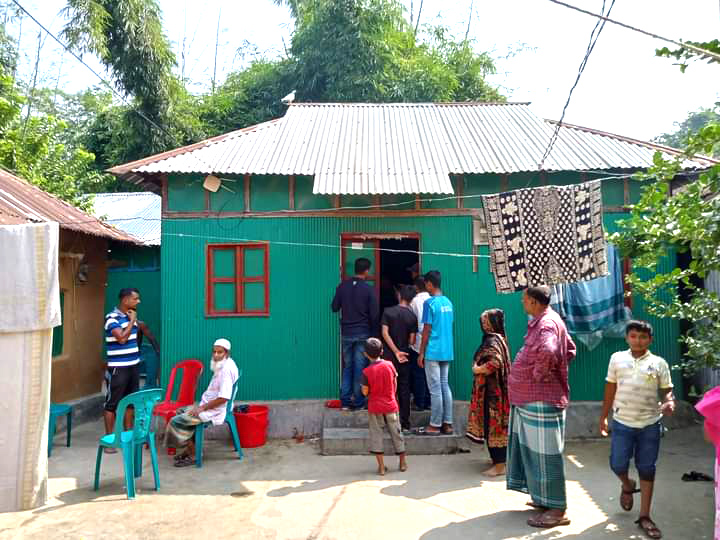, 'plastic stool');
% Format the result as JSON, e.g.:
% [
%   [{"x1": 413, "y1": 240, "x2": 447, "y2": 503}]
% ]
[{"x1": 48, "y1": 403, "x2": 72, "y2": 457}]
